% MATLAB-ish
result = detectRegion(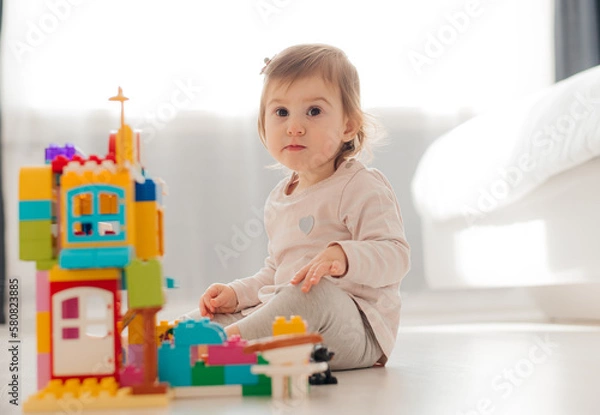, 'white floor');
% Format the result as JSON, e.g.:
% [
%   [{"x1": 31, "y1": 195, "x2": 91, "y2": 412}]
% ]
[{"x1": 3, "y1": 292, "x2": 600, "y2": 415}]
